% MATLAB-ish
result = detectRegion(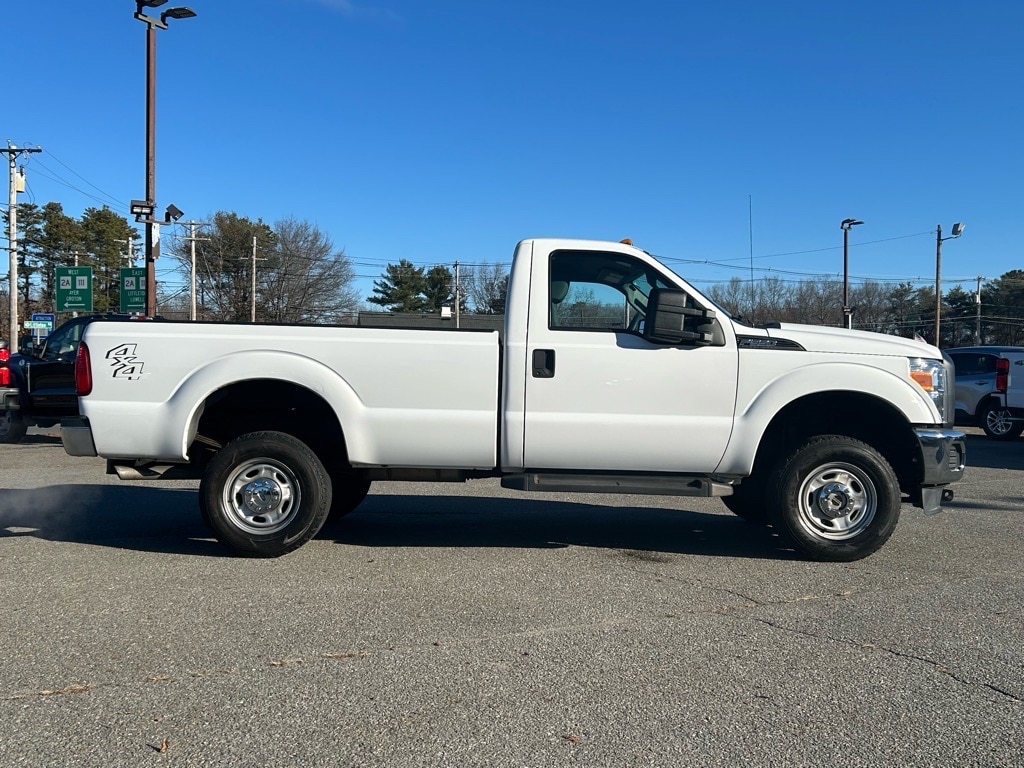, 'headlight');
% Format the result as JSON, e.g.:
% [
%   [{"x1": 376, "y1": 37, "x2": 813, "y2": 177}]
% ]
[{"x1": 909, "y1": 357, "x2": 947, "y2": 418}]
